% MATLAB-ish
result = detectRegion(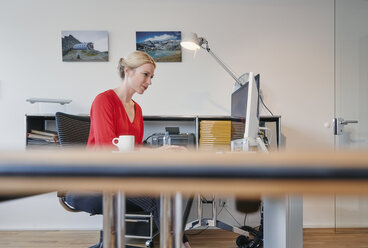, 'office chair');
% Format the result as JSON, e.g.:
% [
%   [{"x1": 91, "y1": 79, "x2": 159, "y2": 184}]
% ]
[
  {"x1": 55, "y1": 112, "x2": 156, "y2": 248},
  {"x1": 235, "y1": 199, "x2": 263, "y2": 248},
  {"x1": 55, "y1": 112, "x2": 90, "y2": 212},
  {"x1": 55, "y1": 112, "x2": 91, "y2": 147}
]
